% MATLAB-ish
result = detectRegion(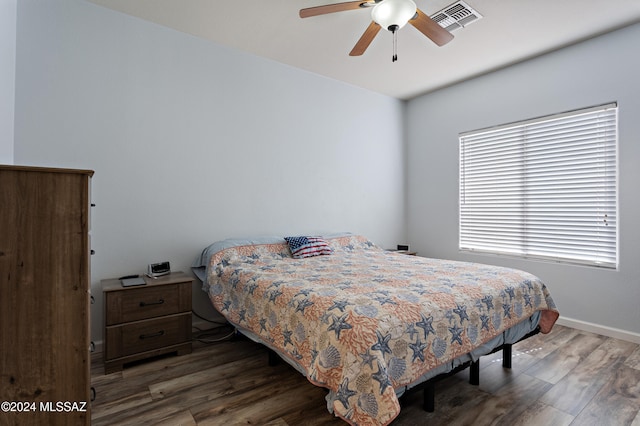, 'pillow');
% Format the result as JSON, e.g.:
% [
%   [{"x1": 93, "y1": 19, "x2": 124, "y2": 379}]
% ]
[
  {"x1": 284, "y1": 236, "x2": 333, "y2": 259},
  {"x1": 192, "y1": 236, "x2": 286, "y2": 269}
]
